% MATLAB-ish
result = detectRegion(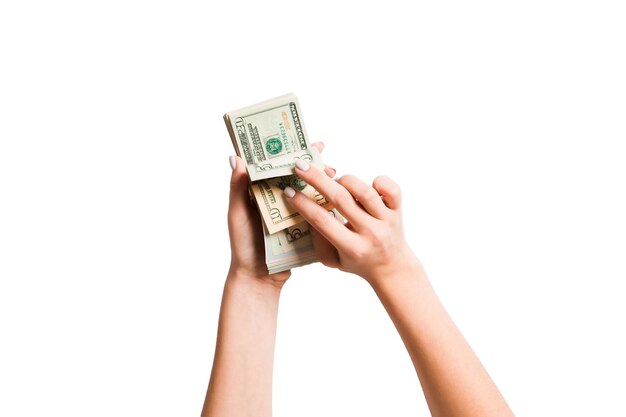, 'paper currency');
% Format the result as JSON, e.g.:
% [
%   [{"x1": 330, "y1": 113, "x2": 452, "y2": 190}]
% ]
[
  {"x1": 250, "y1": 172, "x2": 333, "y2": 235},
  {"x1": 264, "y1": 209, "x2": 344, "y2": 274},
  {"x1": 224, "y1": 94, "x2": 335, "y2": 273},
  {"x1": 224, "y1": 93, "x2": 324, "y2": 181},
  {"x1": 225, "y1": 94, "x2": 333, "y2": 235},
  {"x1": 264, "y1": 221, "x2": 316, "y2": 274}
]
